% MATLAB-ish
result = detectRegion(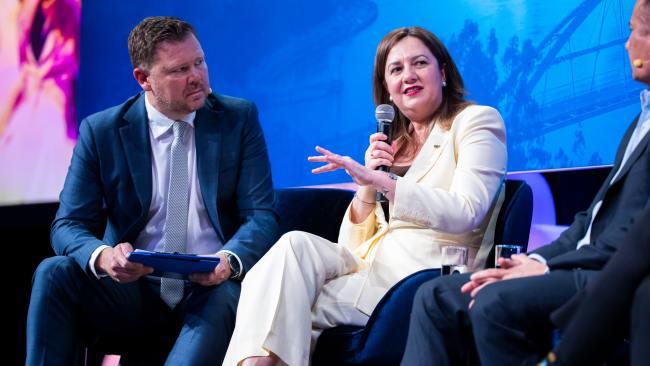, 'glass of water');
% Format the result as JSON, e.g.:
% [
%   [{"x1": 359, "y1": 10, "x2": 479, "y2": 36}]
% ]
[
  {"x1": 441, "y1": 246, "x2": 468, "y2": 275},
  {"x1": 494, "y1": 244, "x2": 523, "y2": 268}
]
